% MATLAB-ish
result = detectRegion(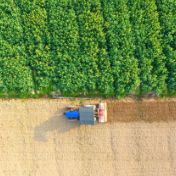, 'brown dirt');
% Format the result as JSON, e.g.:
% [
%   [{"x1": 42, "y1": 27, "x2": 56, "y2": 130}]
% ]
[
  {"x1": 0, "y1": 98, "x2": 176, "y2": 176},
  {"x1": 107, "y1": 99, "x2": 176, "y2": 122}
]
